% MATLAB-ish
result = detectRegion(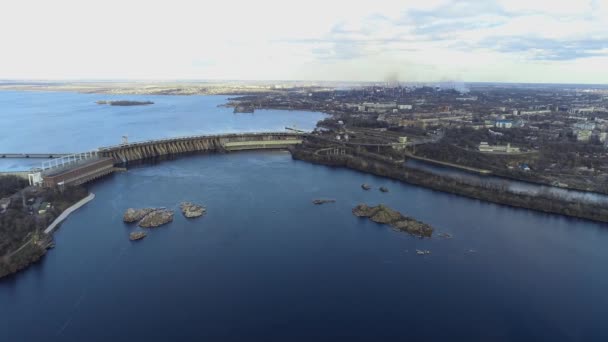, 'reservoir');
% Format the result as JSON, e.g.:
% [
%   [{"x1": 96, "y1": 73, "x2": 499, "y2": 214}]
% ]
[
  {"x1": 1, "y1": 151, "x2": 608, "y2": 341},
  {"x1": 0, "y1": 91, "x2": 326, "y2": 171}
]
